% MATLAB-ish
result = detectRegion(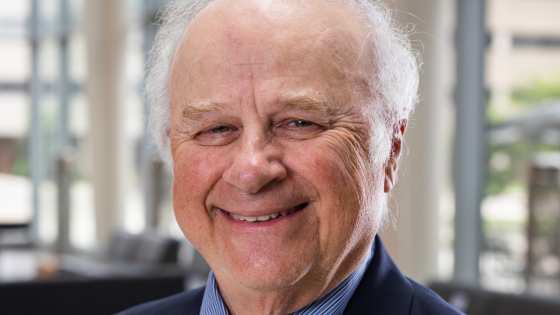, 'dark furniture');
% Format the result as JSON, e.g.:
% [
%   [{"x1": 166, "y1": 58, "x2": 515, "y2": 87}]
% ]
[
  {"x1": 0, "y1": 275, "x2": 184, "y2": 315},
  {"x1": 430, "y1": 281, "x2": 560, "y2": 315}
]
